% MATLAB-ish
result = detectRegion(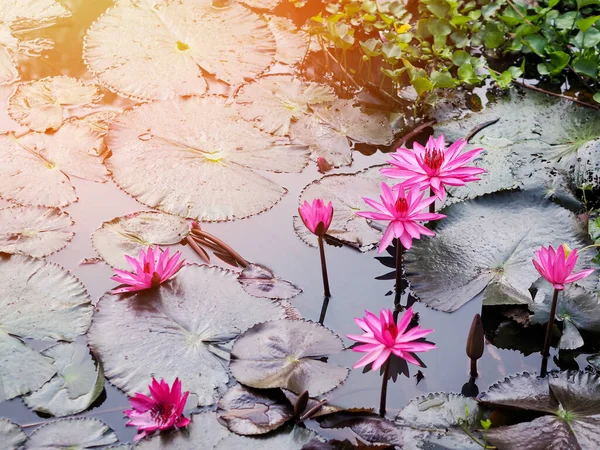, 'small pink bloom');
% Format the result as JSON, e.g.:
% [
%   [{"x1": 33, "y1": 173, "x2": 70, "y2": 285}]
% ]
[
  {"x1": 532, "y1": 244, "x2": 594, "y2": 290},
  {"x1": 299, "y1": 199, "x2": 334, "y2": 236},
  {"x1": 347, "y1": 307, "x2": 435, "y2": 370},
  {"x1": 111, "y1": 246, "x2": 184, "y2": 294},
  {"x1": 124, "y1": 377, "x2": 190, "y2": 442},
  {"x1": 381, "y1": 135, "x2": 485, "y2": 201},
  {"x1": 317, "y1": 156, "x2": 332, "y2": 173},
  {"x1": 356, "y1": 182, "x2": 445, "y2": 252}
]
